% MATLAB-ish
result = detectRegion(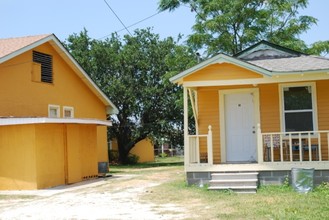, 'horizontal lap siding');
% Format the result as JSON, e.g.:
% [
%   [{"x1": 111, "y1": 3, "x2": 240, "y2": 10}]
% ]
[
  {"x1": 316, "y1": 80, "x2": 329, "y2": 160},
  {"x1": 259, "y1": 84, "x2": 280, "y2": 132},
  {"x1": 198, "y1": 89, "x2": 220, "y2": 163},
  {"x1": 185, "y1": 63, "x2": 262, "y2": 81}
]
